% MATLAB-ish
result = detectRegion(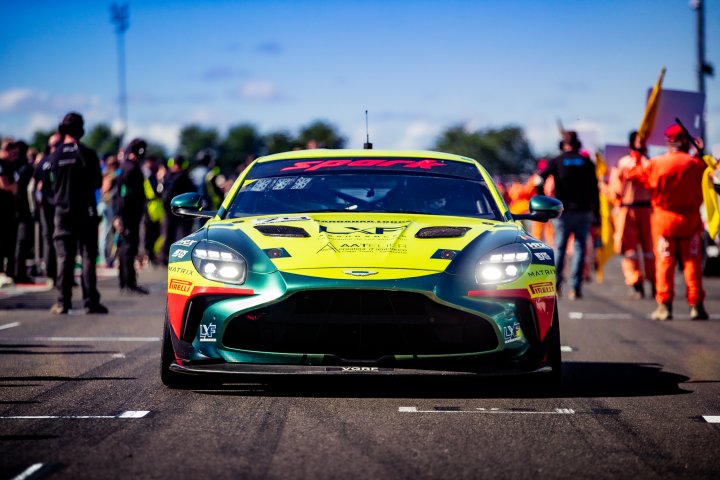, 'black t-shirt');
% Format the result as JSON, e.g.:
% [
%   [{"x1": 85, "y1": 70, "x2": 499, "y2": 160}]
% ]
[
  {"x1": 49, "y1": 142, "x2": 101, "y2": 220},
  {"x1": 0, "y1": 159, "x2": 15, "y2": 207},
  {"x1": 34, "y1": 154, "x2": 55, "y2": 206},
  {"x1": 14, "y1": 161, "x2": 34, "y2": 220},
  {"x1": 114, "y1": 160, "x2": 146, "y2": 225},
  {"x1": 539, "y1": 150, "x2": 599, "y2": 217}
]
